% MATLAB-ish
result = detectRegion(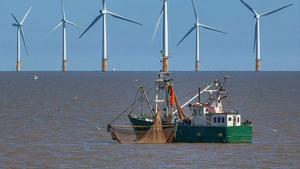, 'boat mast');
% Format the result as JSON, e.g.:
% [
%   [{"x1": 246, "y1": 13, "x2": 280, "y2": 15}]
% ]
[
  {"x1": 162, "y1": 0, "x2": 169, "y2": 73},
  {"x1": 154, "y1": 73, "x2": 168, "y2": 116},
  {"x1": 153, "y1": 0, "x2": 171, "y2": 118}
]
